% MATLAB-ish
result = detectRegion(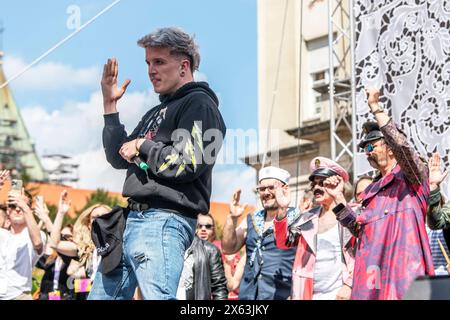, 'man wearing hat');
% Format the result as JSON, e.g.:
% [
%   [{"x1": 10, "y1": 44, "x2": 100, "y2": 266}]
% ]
[
  {"x1": 273, "y1": 157, "x2": 355, "y2": 300},
  {"x1": 222, "y1": 166, "x2": 298, "y2": 300},
  {"x1": 323, "y1": 88, "x2": 434, "y2": 300}
]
